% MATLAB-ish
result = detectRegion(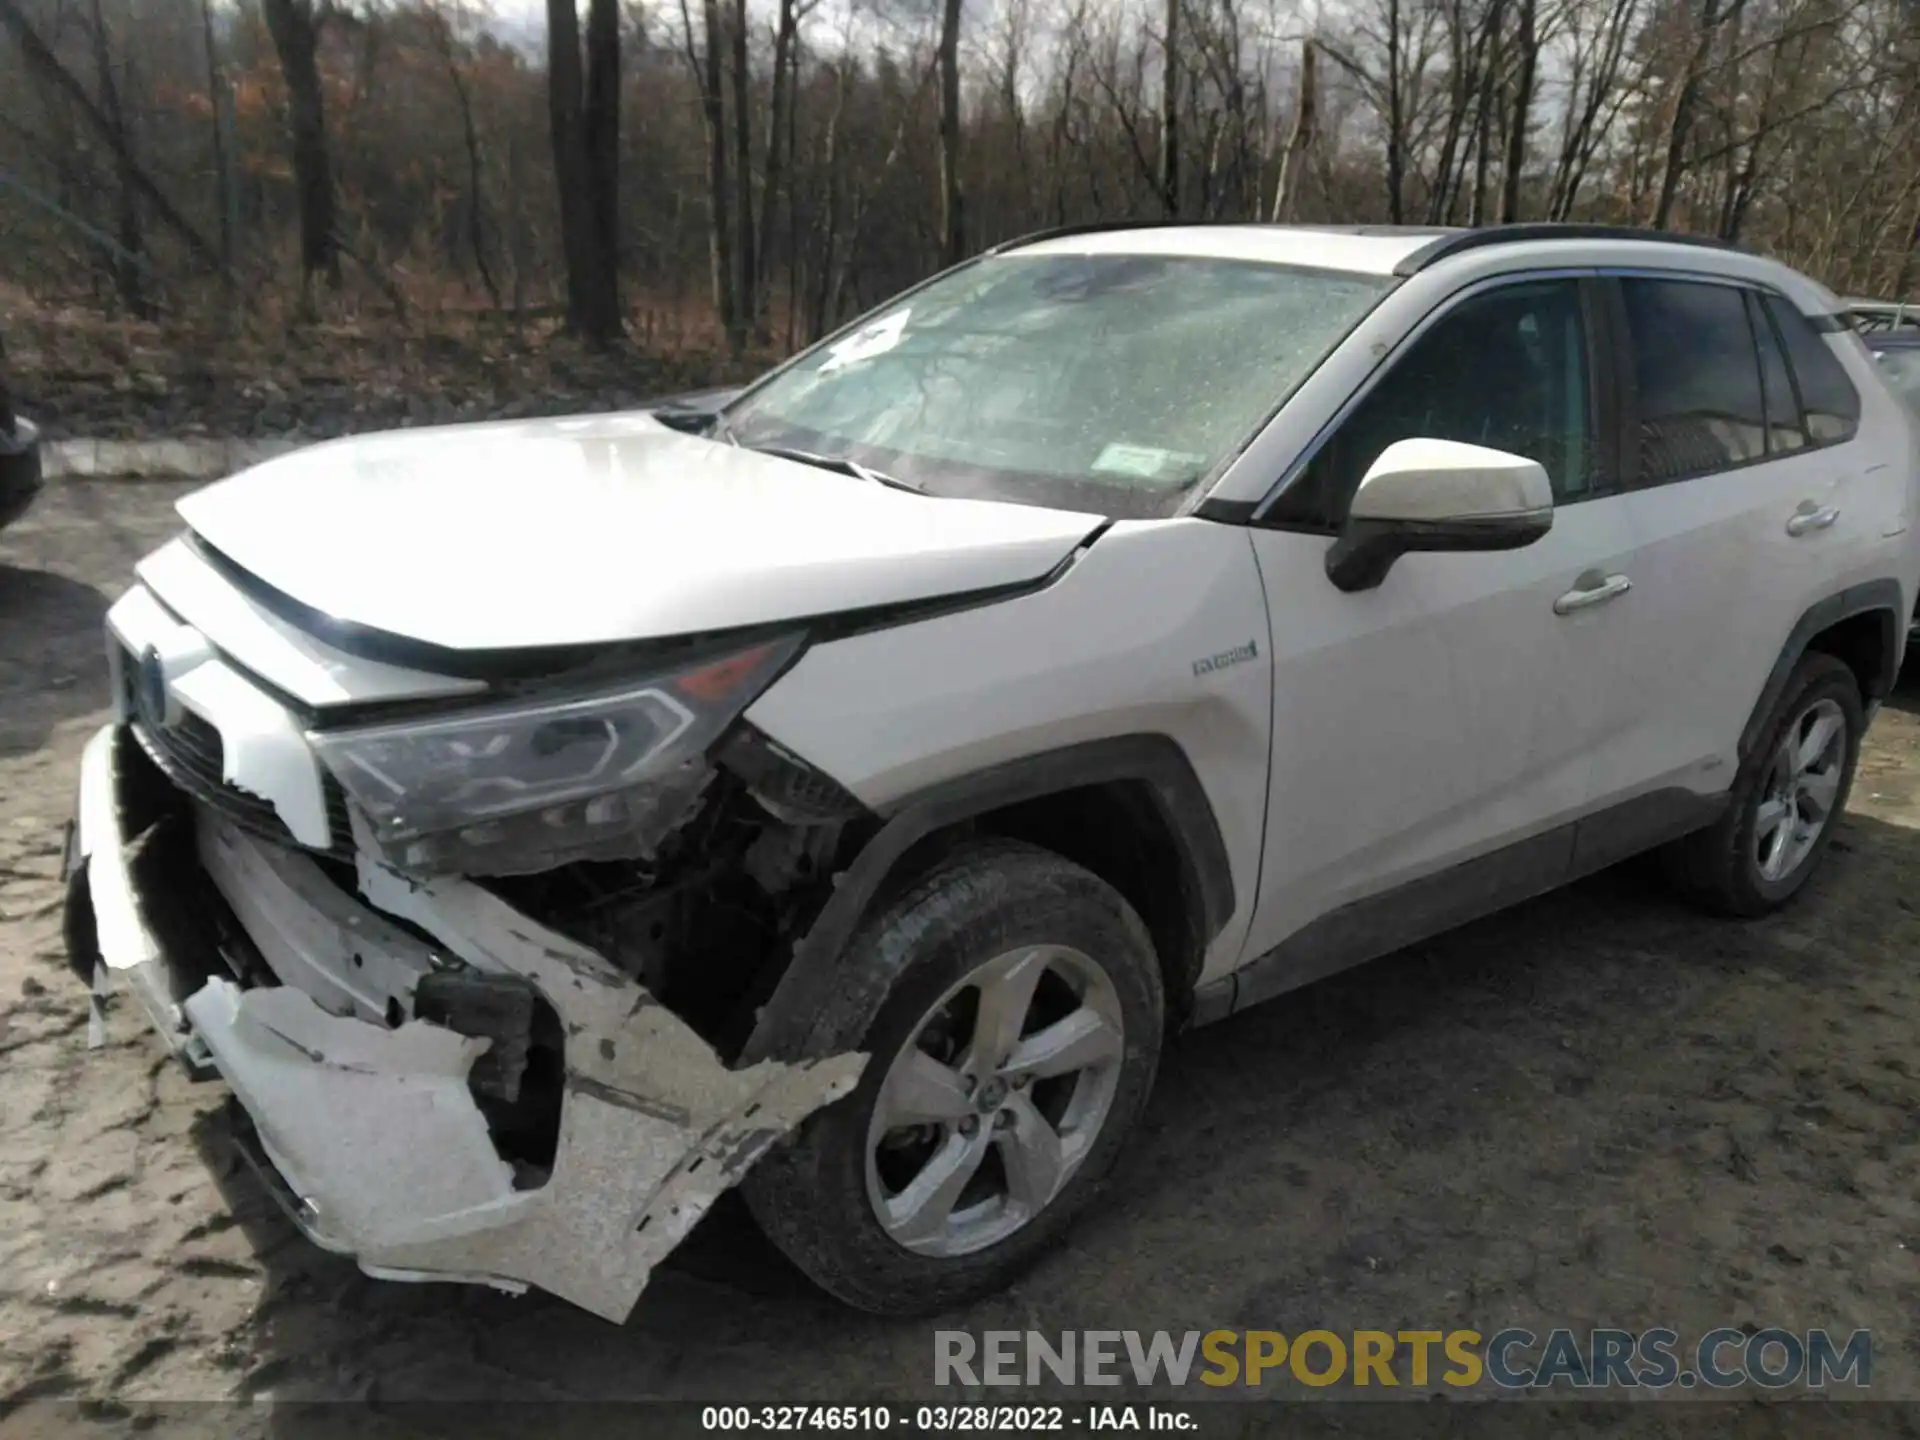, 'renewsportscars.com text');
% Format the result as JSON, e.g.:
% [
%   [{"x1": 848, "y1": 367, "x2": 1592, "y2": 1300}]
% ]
[{"x1": 934, "y1": 1328, "x2": 1871, "y2": 1392}]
